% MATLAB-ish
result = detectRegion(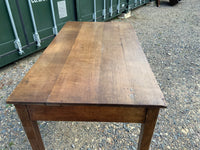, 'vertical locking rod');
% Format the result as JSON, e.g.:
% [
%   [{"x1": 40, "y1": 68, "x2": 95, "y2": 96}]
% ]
[
  {"x1": 128, "y1": 1, "x2": 131, "y2": 11},
  {"x1": 28, "y1": 0, "x2": 41, "y2": 47},
  {"x1": 5, "y1": 0, "x2": 24, "y2": 55},
  {"x1": 117, "y1": 0, "x2": 120, "y2": 13},
  {"x1": 135, "y1": 0, "x2": 137, "y2": 8},
  {"x1": 103, "y1": 0, "x2": 106, "y2": 19},
  {"x1": 110, "y1": 0, "x2": 113, "y2": 16},
  {"x1": 50, "y1": 0, "x2": 58, "y2": 35},
  {"x1": 93, "y1": 0, "x2": 97, "y2": 22}
]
